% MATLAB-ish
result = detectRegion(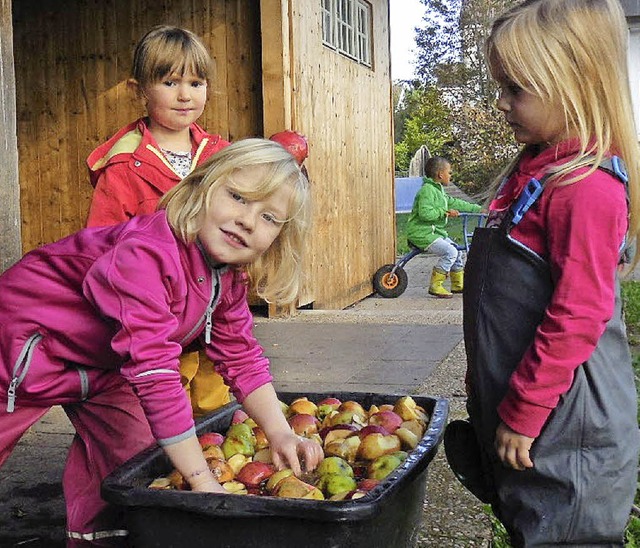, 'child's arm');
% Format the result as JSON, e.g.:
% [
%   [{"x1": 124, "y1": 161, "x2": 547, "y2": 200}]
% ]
[
  {"x1": 242, "y1": 383, "x2": 324, "y2": 475},
  {"x1": 162, "y1": 436, "x2": 227, "y2": 493}
]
